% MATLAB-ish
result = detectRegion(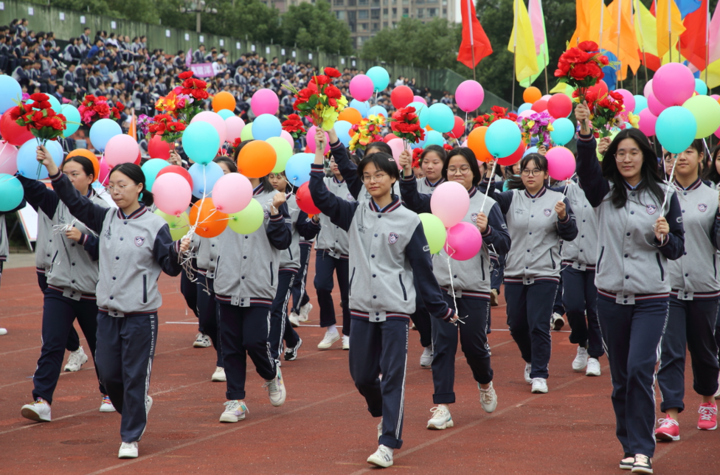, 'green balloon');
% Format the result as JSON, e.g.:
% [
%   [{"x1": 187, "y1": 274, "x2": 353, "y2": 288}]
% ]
[
  {"x1": 683, "y1": 95, "x2": 720, "y2": 139},
  {"x1": 240, "y1": 122, "x2": 254, "y2": 141},
  {"x1": 228, "y1": 199, "x2": 264, "y2": 234},
  {"x1": 419, "y1": 213, "x2": 447, "y2": 255},
  {"x1": 267, "y1": 136, "x2": 293, "y2": 173},
  {"x1": 141, "y1": 158, "x2": 170, "y2": 192},
  {"x1": 154, "y1": 210, "x2": 189, "y2": 241},
  {"x1": 61, "y1": 105, "x2": 81, "y2": 137}
]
